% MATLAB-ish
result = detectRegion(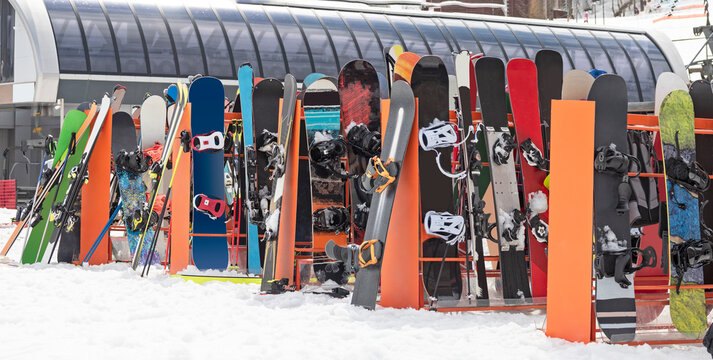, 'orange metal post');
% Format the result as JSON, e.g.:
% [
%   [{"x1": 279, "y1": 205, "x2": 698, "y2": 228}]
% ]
[
  {"x1": 79, "y1": 109, "x2": 112, "y2": 264},
  {"x1": 169, "y1": 104, "x2": 191, "y2": 274},
  {"x1": 380, "y1": 99, "x2": 421, "y2": 309},
  {"x1": 275, "y1": 100, "x2": 302, "y2": 283},
  {"x1": 545, "y1": 100, "x2": 595, "y2": 343}
]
